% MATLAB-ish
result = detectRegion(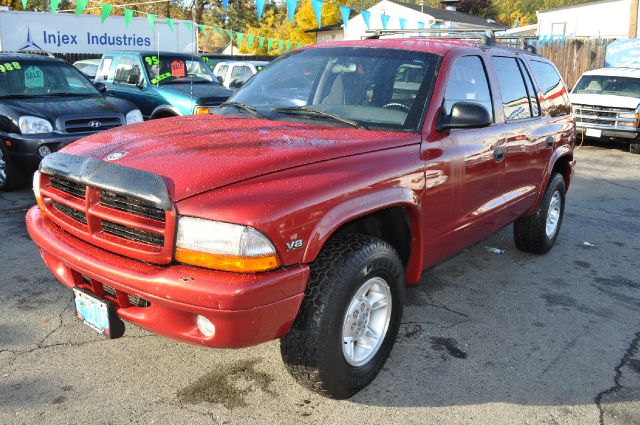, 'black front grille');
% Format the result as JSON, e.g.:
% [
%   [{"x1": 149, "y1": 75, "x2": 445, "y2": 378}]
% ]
[
  {"x1": 101, "y1": 219, "x2": 164, "y2": 246},
  {"x1": 50, "y1": 176, "x2": 86, "y2": 199},
  {"x1": 84, "y1": 277, "x2": 151, "y2": 308},
  {"x1": 53, "y1": 201, "x2": 87, "y2": 224},
  {"x1": 64, "y1": 117, "x2": 122, "y2": 134},
  {"x1": 100, "y1": 191, "x2": 166, "y2": 222}
]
